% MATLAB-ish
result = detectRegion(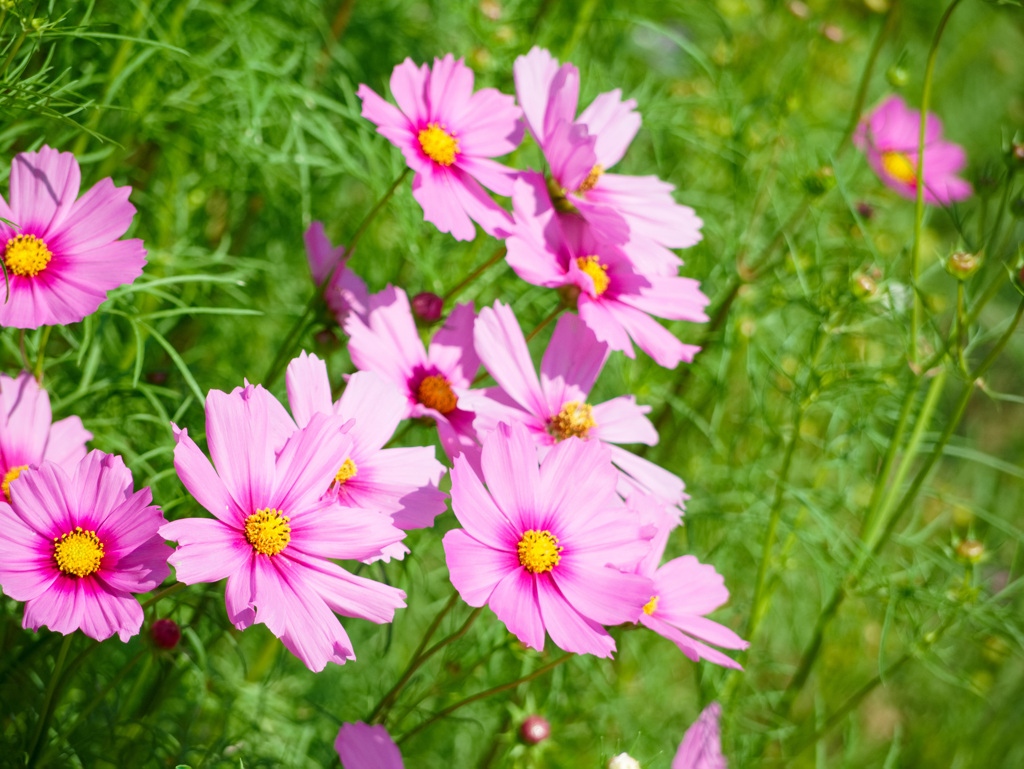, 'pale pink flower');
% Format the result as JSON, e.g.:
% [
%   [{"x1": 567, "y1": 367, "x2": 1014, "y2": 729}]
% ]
[
  {"x1": 514, "y1": 46, "x2": 702, "y2": 272},
  {"x1": 673, "y1": 703, "x2": 727, "y2": 769},
  {"x1": 304, "y1": 221, "x2": 369, "y2": 327},
  {"x1": 463, "y1": 302, "x2": 687, "y2": 505},
  {"x1": 442, "y1": 421, "x2": 654, "y2": 658},
  {"x1": 0, "y1": 451, "x2": 171, "y2": 642},
  {"x1": 1, "y1": 370, "x2": 91, "y2": 503},
  {"x1": 506, "y1": 172, "x2": 709, "y2": 369},
  {"x1": 0, "y1": 146, "x2": 146, "y2": 328},
  {"x1": 357, "y1": 54, "x2": 523, "y2": 241},
  {"x1": 285, "y1": 353, "x2": 448, "y2": 561},
  {"x1": 336, "y1": 722, "x2": 403, "y2": 769},
  {"x1": 160, "y1": 383, "x2": 407, "y2": 672},
  {"x1": 630, "y1": 494, "x2": 748, "y2": 669},
  {"x1": 853, "y1": 95, "x2": 972, "y2": 205},
  {"x1": 345, "y1": 285, "x2": 481, "y2": 466}
]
